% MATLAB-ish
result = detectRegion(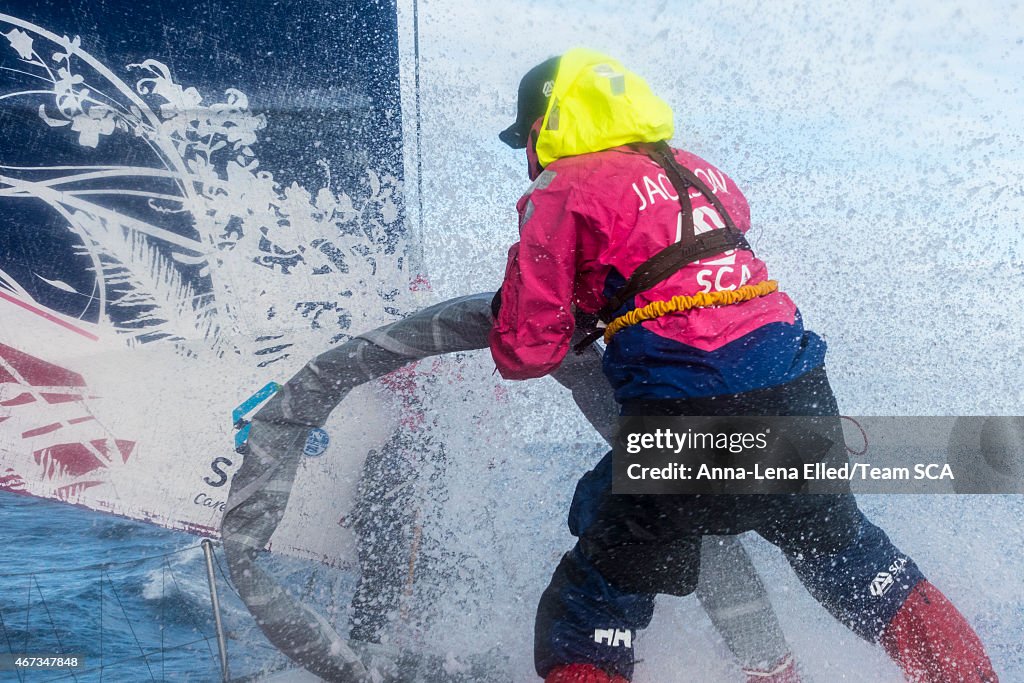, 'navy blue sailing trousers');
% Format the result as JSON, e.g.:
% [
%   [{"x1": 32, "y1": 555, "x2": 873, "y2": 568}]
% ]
[{"x1": 534, "y1": 367, "x2": 925, "y2": 679}]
